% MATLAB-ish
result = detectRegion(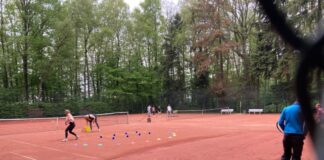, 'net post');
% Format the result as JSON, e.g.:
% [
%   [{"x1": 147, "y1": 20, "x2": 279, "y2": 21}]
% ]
[
  {"x1": 56, "y1": 117, "x2": 59, "y2": 130},
  {"x1": 127, "y1": 112, "x2": 129, "y2": 124}
]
